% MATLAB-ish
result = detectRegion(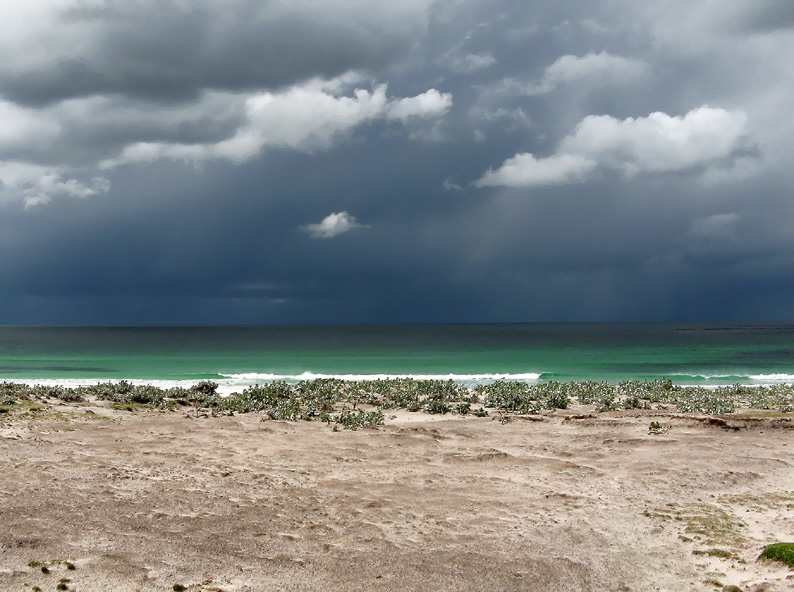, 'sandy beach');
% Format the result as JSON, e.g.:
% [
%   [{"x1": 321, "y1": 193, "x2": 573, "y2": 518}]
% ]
[{"x1": 1, "y1": 399, "x2": 793, "y2": 592}]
